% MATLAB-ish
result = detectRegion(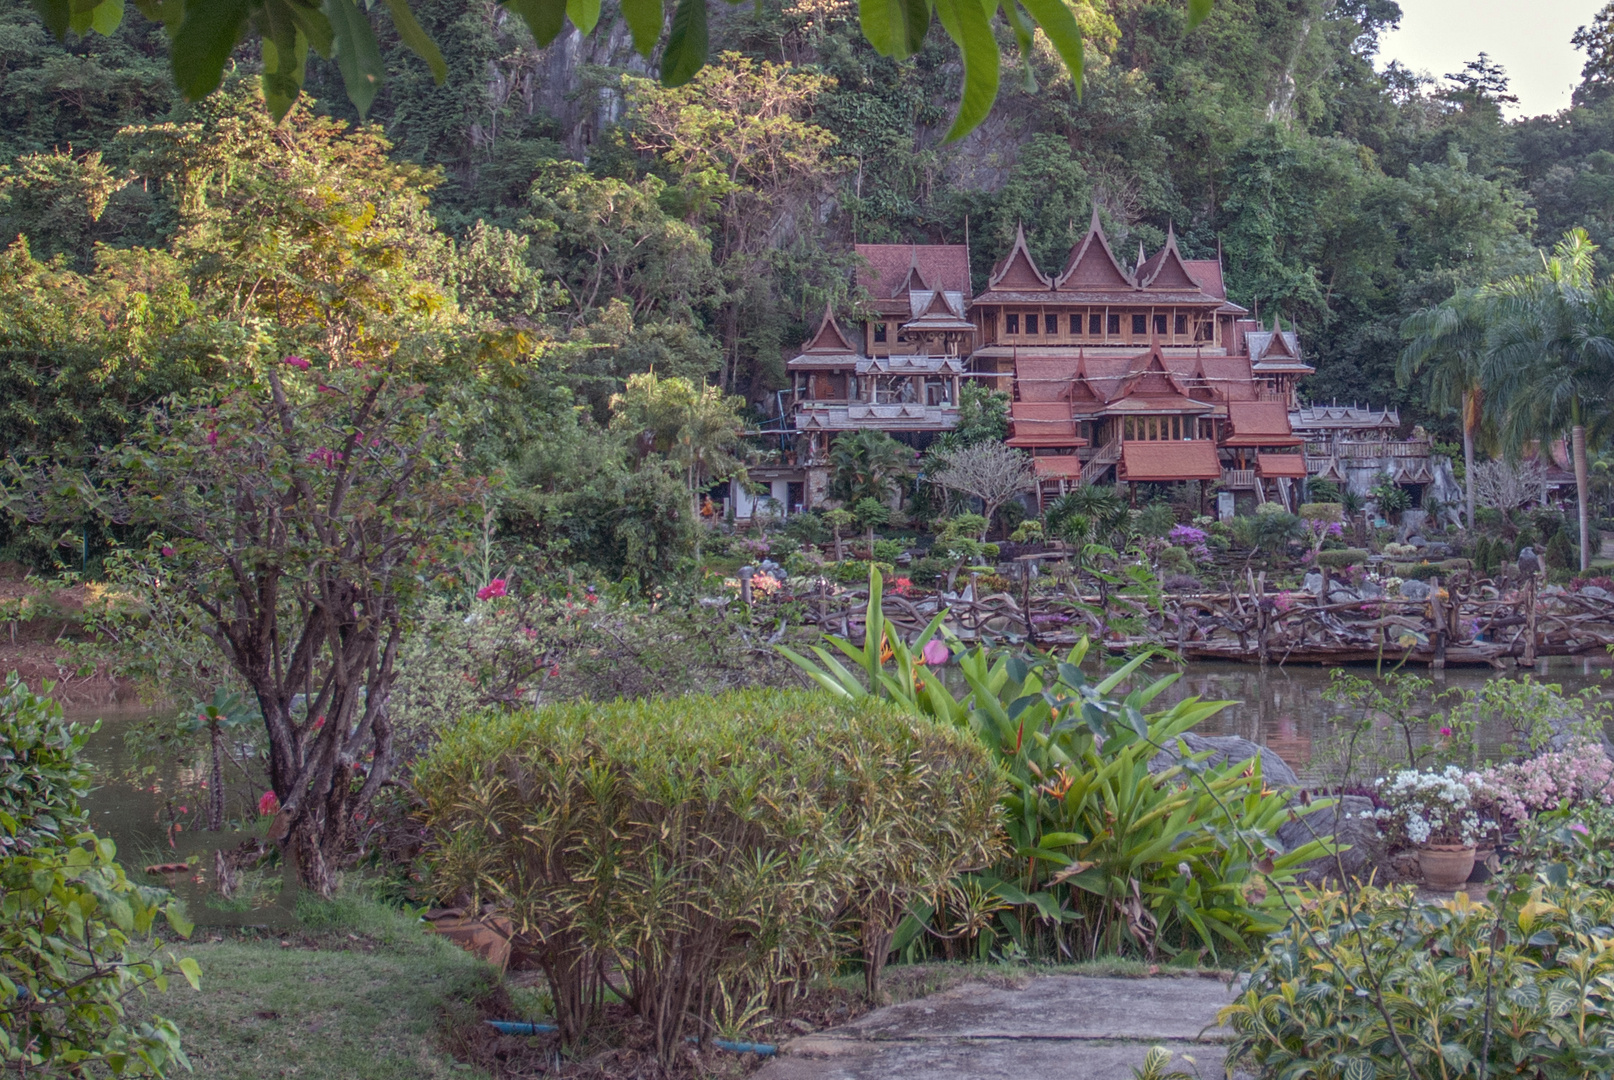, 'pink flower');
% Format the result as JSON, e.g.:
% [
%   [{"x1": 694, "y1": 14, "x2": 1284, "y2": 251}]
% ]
[
  {"x1": 258, "y1": 791, "x2": 280, "y2": 816},
  {"x1": 1440, "y1": 727, "x2": 1453, "y2": 736},
  {"x1": 160, "y1": 545, "x2": 175, "y2": 557},
  {"x1": 920, "y1": 639, "x2": 951, "y2": 666},
  {"x1": 284, "y1": 355, "x2": 309, "y2": 370},
  {"x1": 476, "y1": 579, "x2": 507, "y2": 600},
  {"x1": 1572, "y1": 822, "x2": 1591, "y2": 835},
  {"x1": 205, "y1": 430, "x2": 218, "y2": 446}
]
